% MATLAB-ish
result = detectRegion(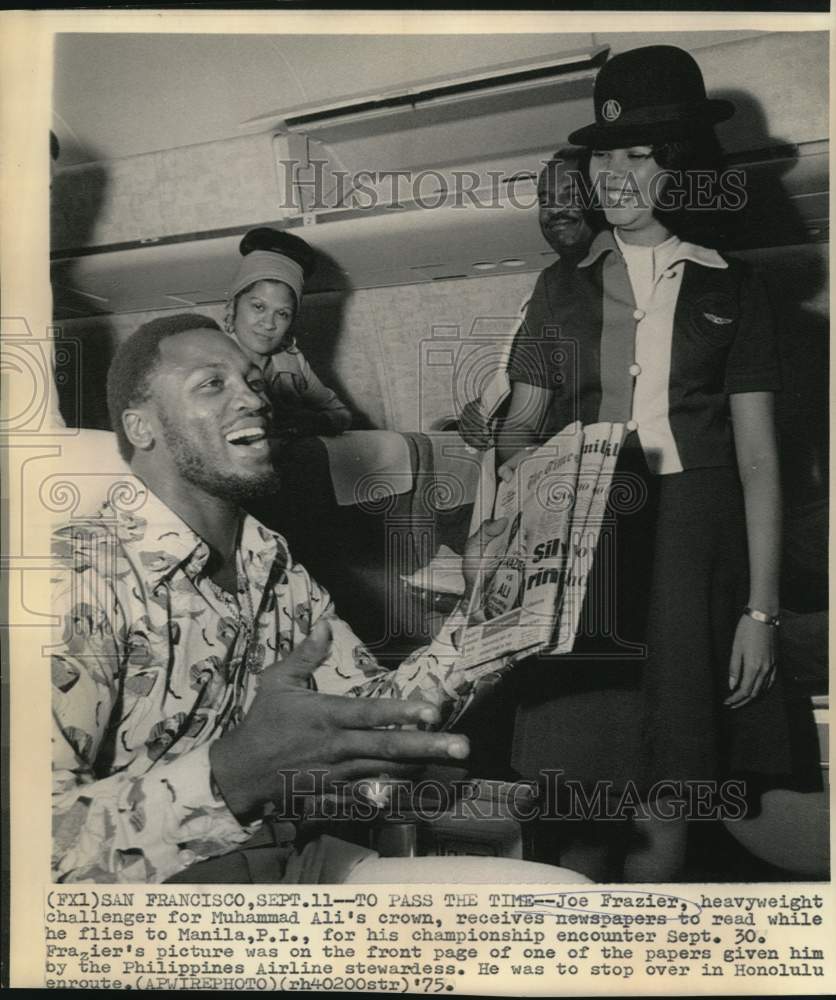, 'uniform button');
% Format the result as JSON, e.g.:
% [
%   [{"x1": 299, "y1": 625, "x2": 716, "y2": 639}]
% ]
[
  {"x1": 626, "y1": 419, "x2": 638, "y2": 432},
  {"x1": 633, "y1": 308, "x2": 645, "y2": 321},
  {"x1": 629, "y1": 363, "x2": 642, "y2": 377}
]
